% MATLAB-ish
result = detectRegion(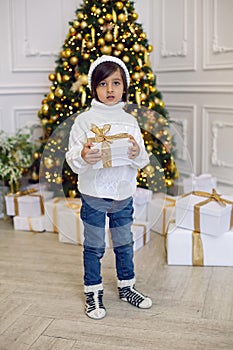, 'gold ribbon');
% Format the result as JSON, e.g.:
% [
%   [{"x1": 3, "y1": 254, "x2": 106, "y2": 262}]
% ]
[
  {"x1": 88, "y1": 124, "x2": 129, "y2": 168},
  {"x1": 165, "y1": 219, "x2": 204, "y2": 266},
  {"x1": 162, "y1": 197, "x2": 176, "y2": 235},
  {"x1": 192, "y1": 230, "x2": 204, "y2": 266},
  {"x1": 181, "y1": 189, "x2": 233, "y2": 232}
]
